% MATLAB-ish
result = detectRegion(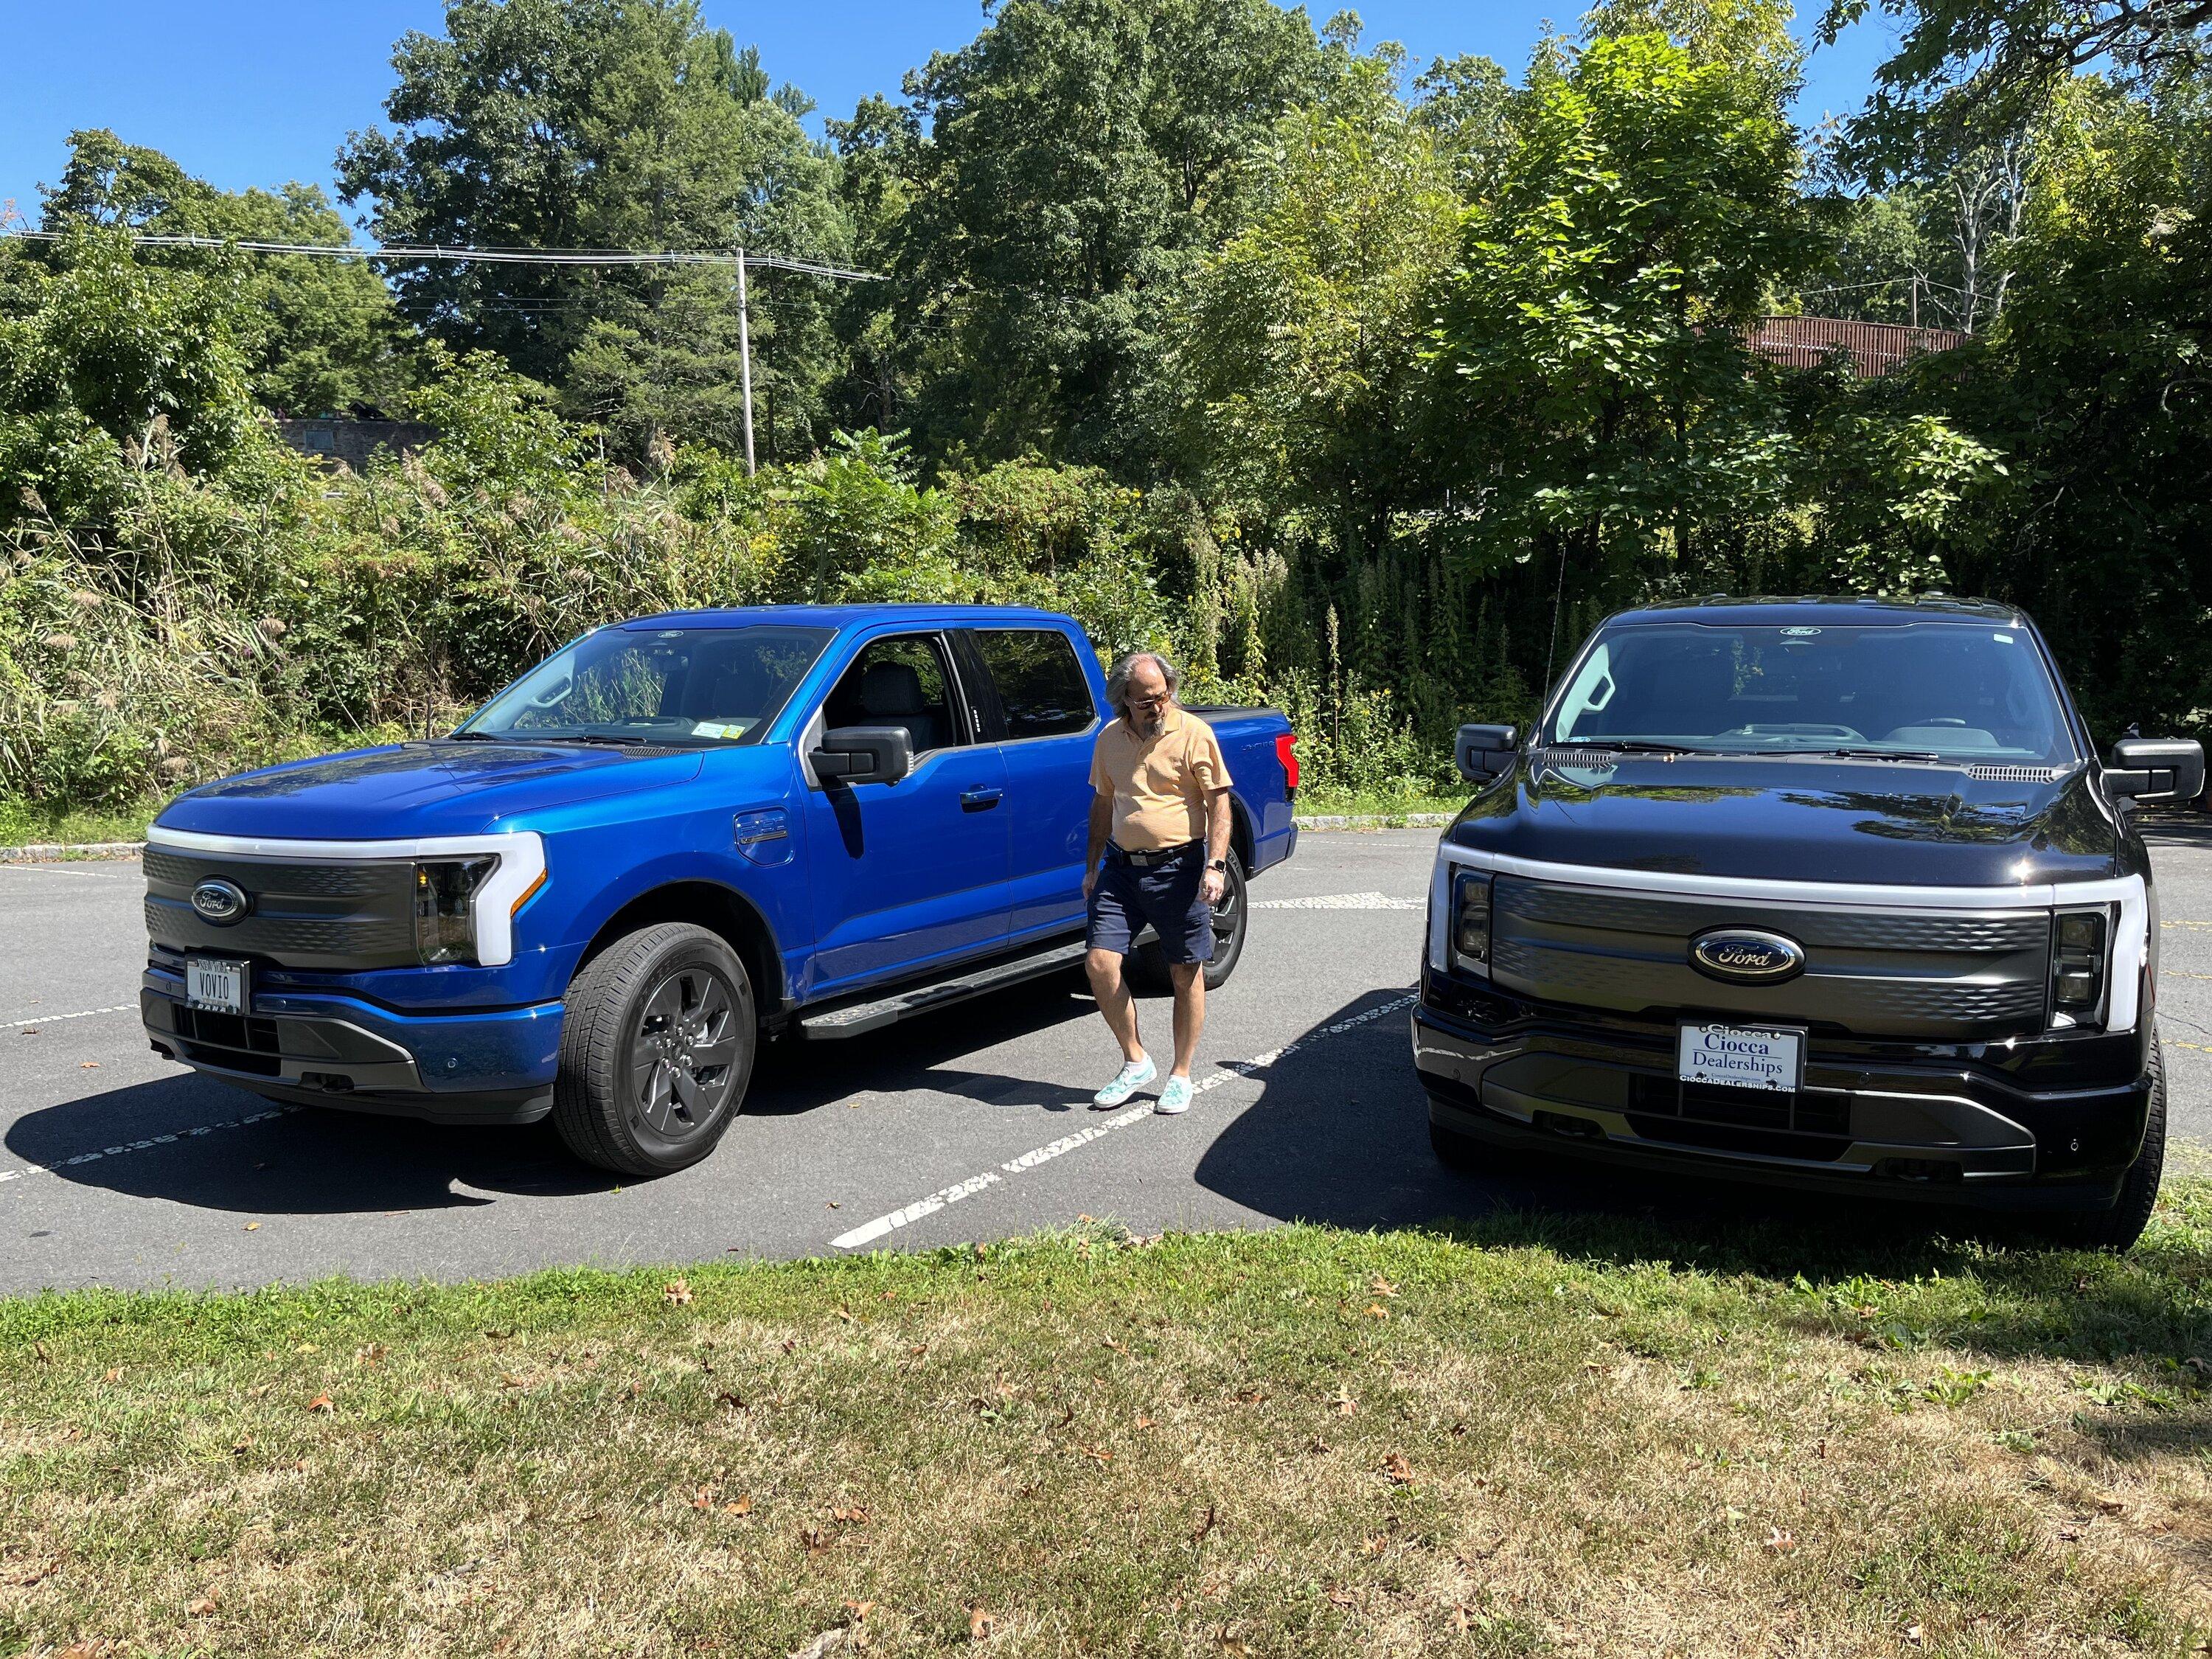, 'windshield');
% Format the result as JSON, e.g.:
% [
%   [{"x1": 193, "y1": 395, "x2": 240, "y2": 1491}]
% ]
[
  {"x1": 459, "y1": 625, "x2": 832, "y2": 747},
  {"x1": 1544, "y1": 621, "x2": 2077, "y2": 765}
]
